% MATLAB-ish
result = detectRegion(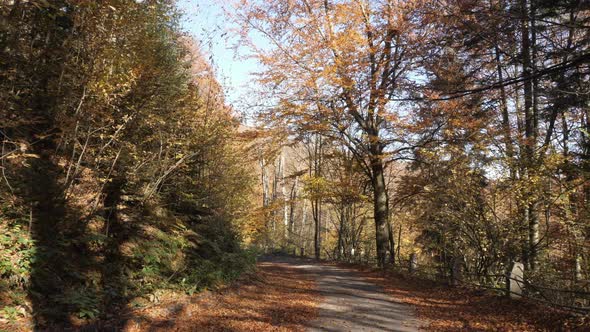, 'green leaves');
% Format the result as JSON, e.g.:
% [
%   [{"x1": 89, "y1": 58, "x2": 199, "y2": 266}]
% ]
[{"x1": 0, "y1": 222, "x2": 35, "y2": 289}]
